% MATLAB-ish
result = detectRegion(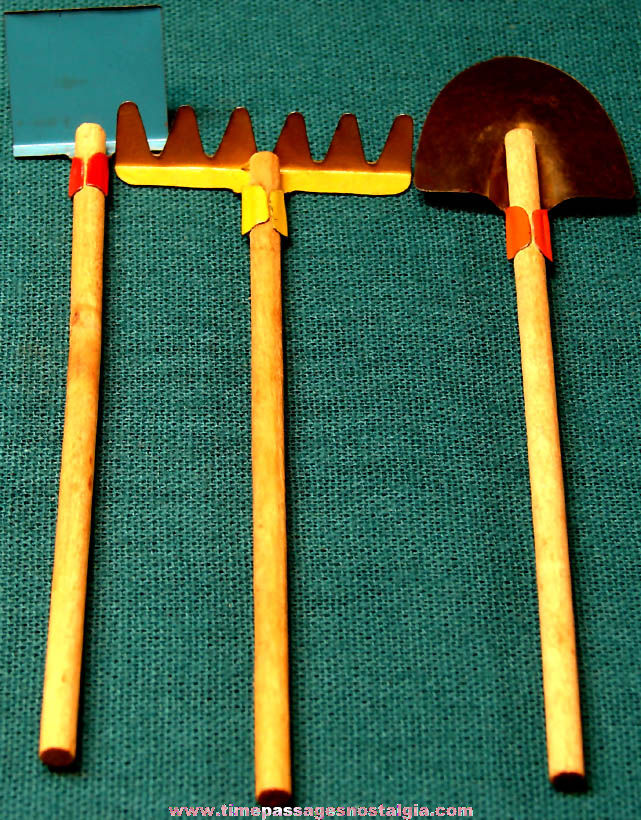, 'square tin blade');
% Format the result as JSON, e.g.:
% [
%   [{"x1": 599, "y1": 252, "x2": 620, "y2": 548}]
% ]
[{"x1": 5, "y1": 6, "x2": 167, "y2": 156}]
